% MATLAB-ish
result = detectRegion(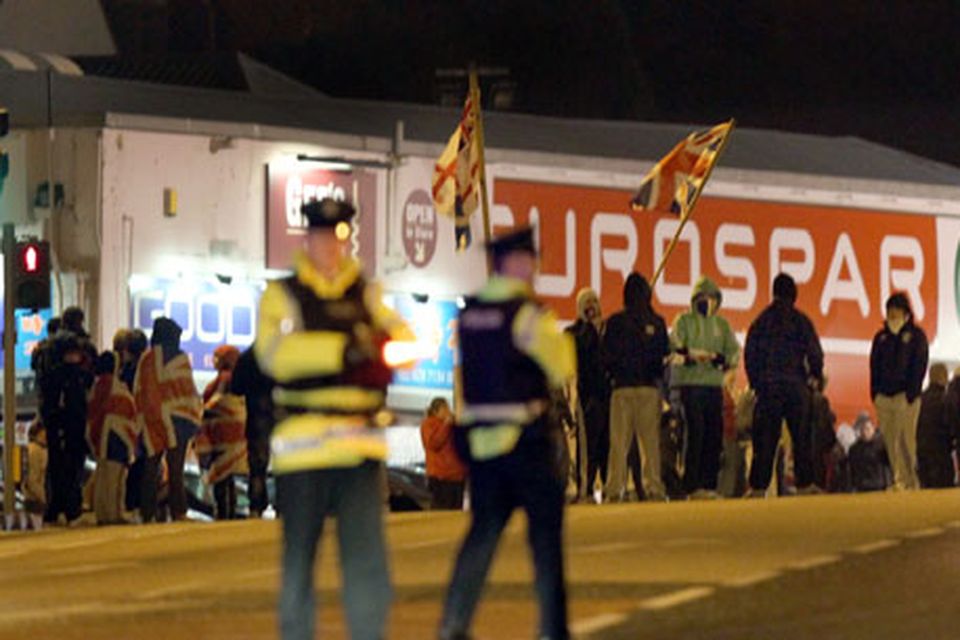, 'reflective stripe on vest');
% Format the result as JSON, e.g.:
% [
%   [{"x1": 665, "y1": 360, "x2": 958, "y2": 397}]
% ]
[
  {"x1": 270, "y1": 413, "x2": 387, "y2": 473},
  {"x1": 273, "y1": 386, "x2": 385, "y2": 414},
  {"x1": 460, "y1": 399, "x2": 549, "y2": 426}
]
